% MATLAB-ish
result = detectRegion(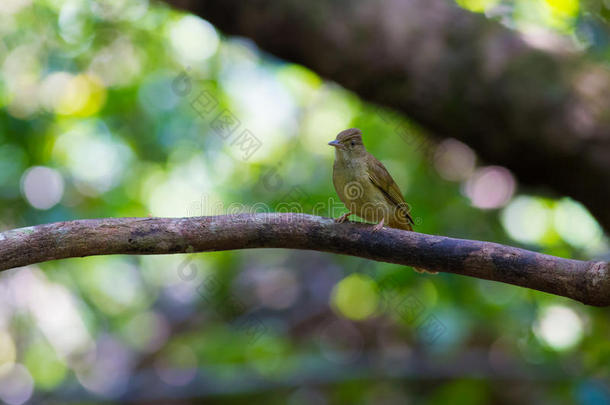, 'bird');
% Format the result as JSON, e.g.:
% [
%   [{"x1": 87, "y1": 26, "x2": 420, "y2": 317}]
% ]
[{"x1": 328, "y1": 127, "x2": 436, "y2": 274}]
